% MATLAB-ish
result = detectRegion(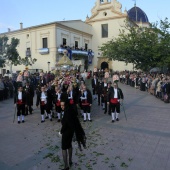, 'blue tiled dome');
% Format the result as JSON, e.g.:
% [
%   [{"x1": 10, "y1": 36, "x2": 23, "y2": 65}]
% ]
[{"x1": 127, "y1": 6, "x2": 149, "y2": 23}]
